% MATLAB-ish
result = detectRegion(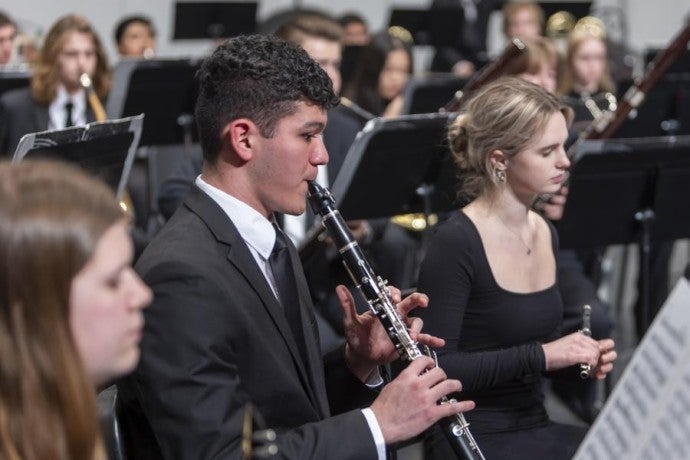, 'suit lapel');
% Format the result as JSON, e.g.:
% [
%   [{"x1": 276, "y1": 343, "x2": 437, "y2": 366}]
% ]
[
  {"x1": 184, "y1": 187, "x2": 326, "y2": 414},
  {"x1": 33, "y1": 104, "x2": 49, "y2": 133},
  {"x1": 290, "y1": 243, "x2": 330, "y2": 418}
]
